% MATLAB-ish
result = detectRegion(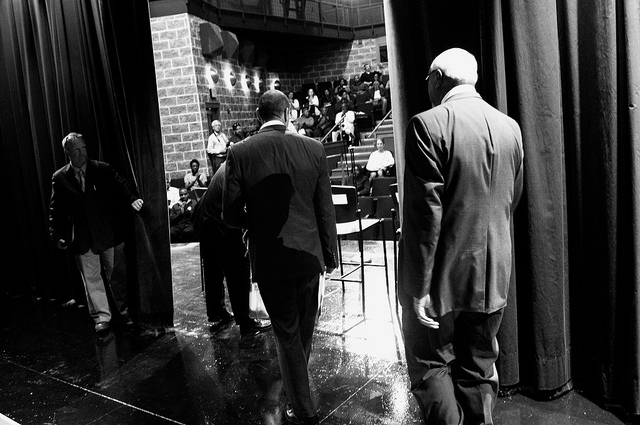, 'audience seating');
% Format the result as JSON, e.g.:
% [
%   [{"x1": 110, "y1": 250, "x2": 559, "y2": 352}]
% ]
[
  {"x1": 370, "y1": 176, "x2": 397, "y2": 197},
  {"x1": 355, "y1": 102, "x2": 374, "y2": 130}
]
